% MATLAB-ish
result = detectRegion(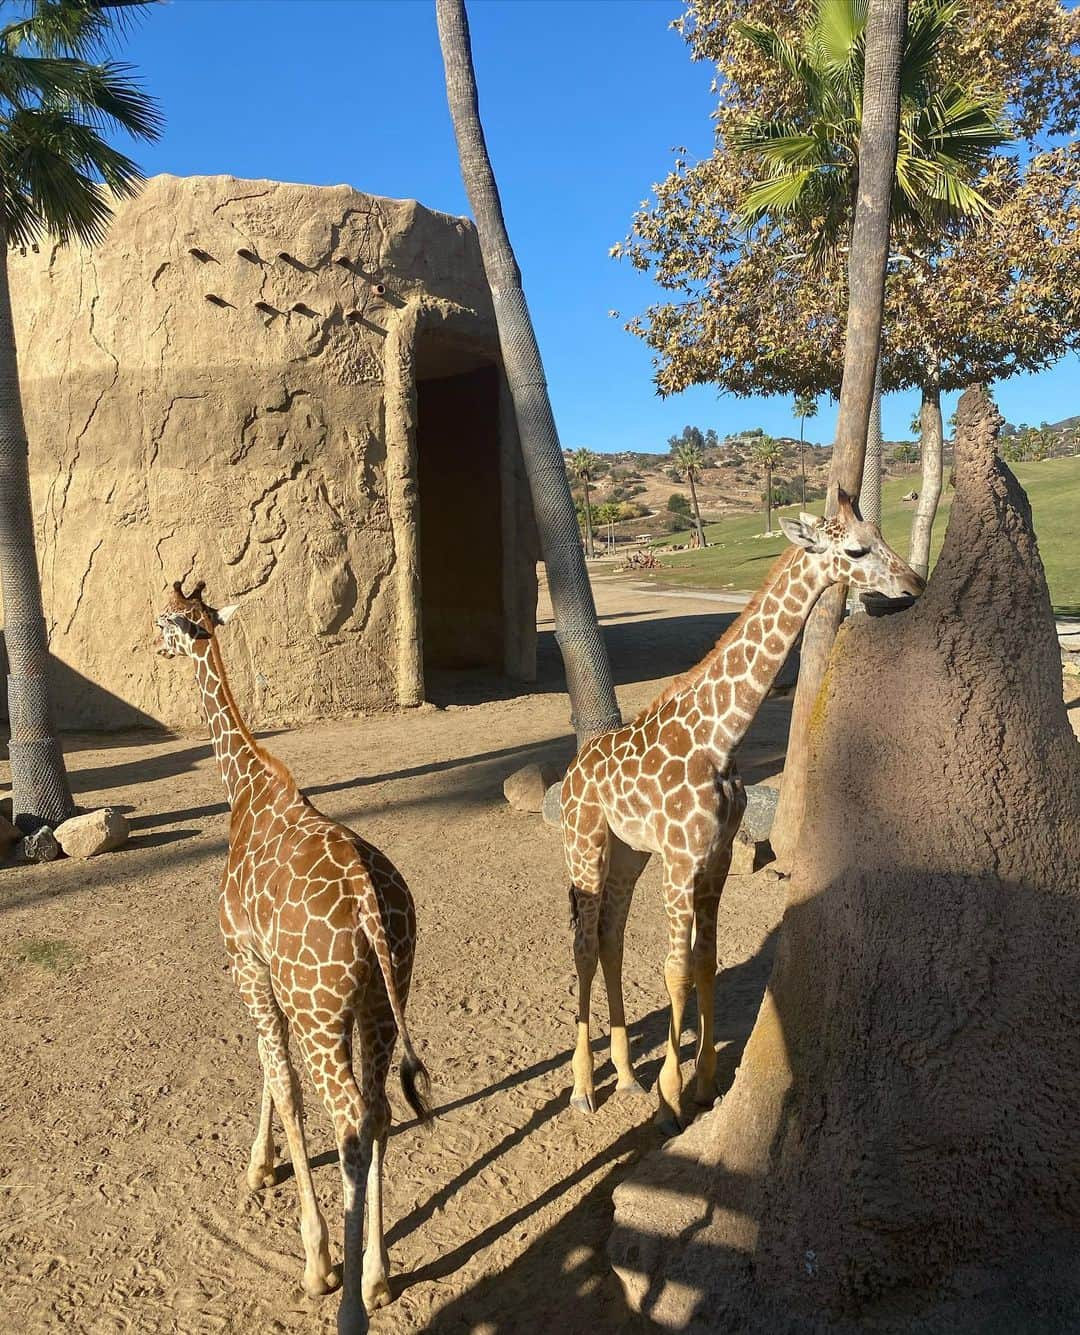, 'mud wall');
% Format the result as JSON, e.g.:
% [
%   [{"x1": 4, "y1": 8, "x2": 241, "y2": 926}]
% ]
[{"x1": 9, "y1": 174, "x2": 537, "y2": 731}]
